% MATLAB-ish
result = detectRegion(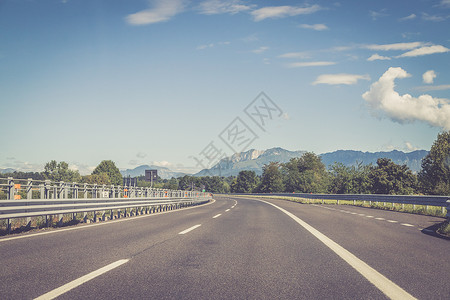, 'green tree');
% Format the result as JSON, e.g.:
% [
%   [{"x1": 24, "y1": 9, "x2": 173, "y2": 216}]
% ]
[
  {"x1": 42, "y1": 160, "x2": 81, "y2": 182},
  {"x1": 178, "y1": 175, "x2": 198, "y2": 191},
  {"x1": 419, "y1": 131, "x2": 450, "y2": 195},
  {"x1": 328, "y1": 162, "x2": 372, "y2": 194},
  {"x1": 231, "y1": 170, "x2": 259, "y2": 193},
  {"x1": 92, "y1": 160, "x2": 122, "y2": 186},
  {"x1": 369, "y1": 158, "x2": 417, "y2": 195},
  {"x1": 258, "y1": 162, "x2": 284, "y2": 193},
  {"x1": 82, "y1": 173, "x2": 111, "y2": 185},
  {"x1": 282, "y1": 152, "x2": 328, "y2": 193},
  {"x1": 163, "y1": 177, "x2": 179, "y2": 190}
]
